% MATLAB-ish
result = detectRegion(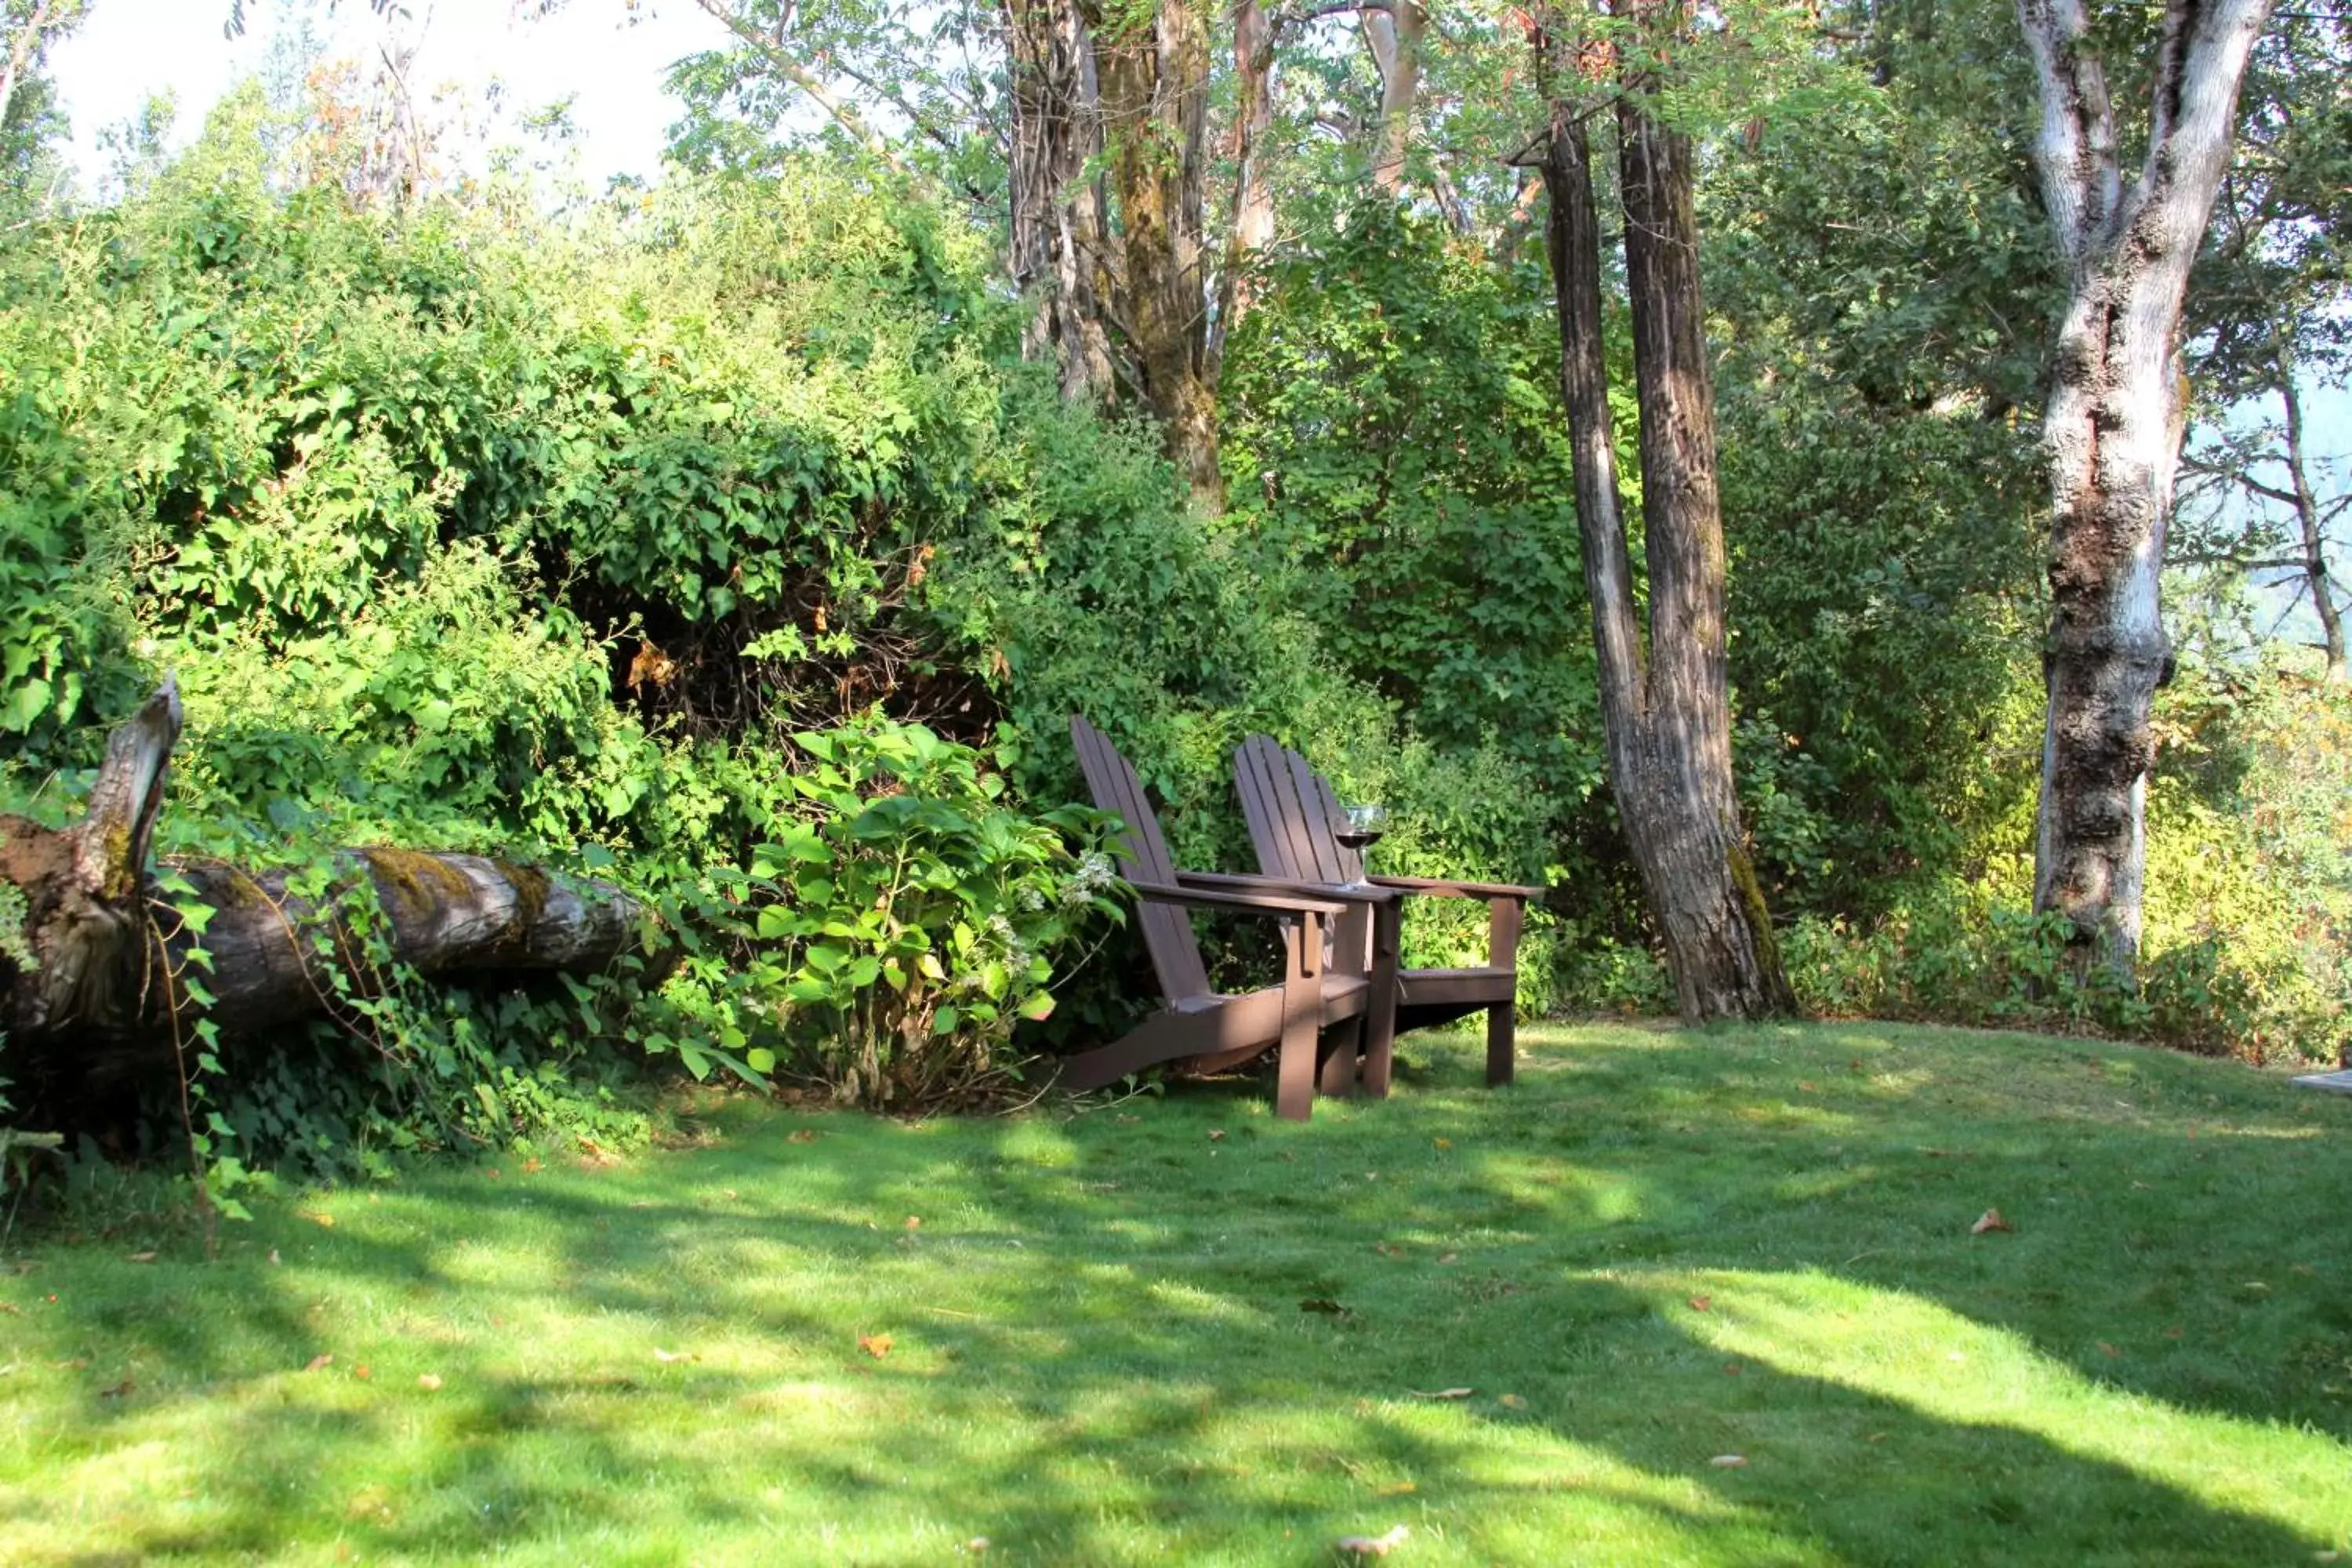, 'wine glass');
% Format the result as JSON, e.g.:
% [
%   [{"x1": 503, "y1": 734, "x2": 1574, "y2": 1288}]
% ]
[{"x1": 1334, "y1": 804, "x2": 1388, "y2": 887}]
